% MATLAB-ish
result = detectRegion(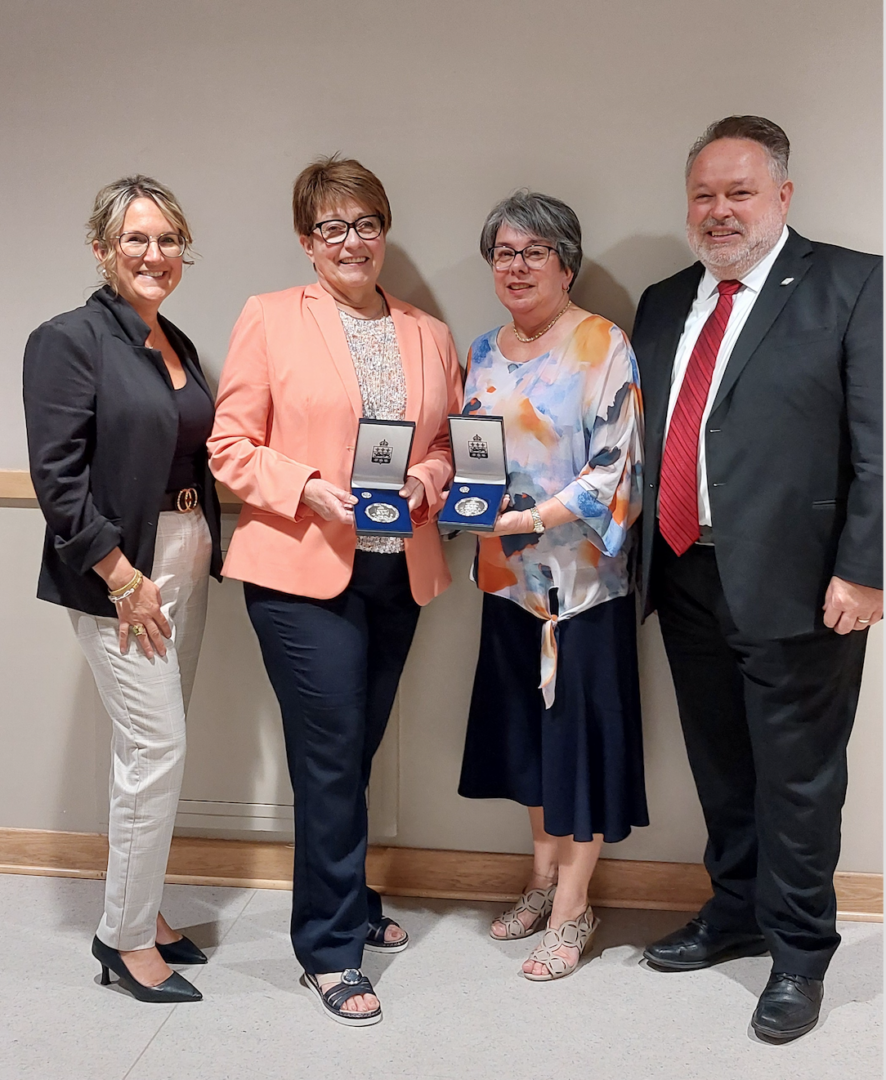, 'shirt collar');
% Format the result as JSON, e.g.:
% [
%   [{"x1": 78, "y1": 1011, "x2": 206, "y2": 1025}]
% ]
[{"x1": 698, "y1": 225, "x2": 790, "y2": 300}]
